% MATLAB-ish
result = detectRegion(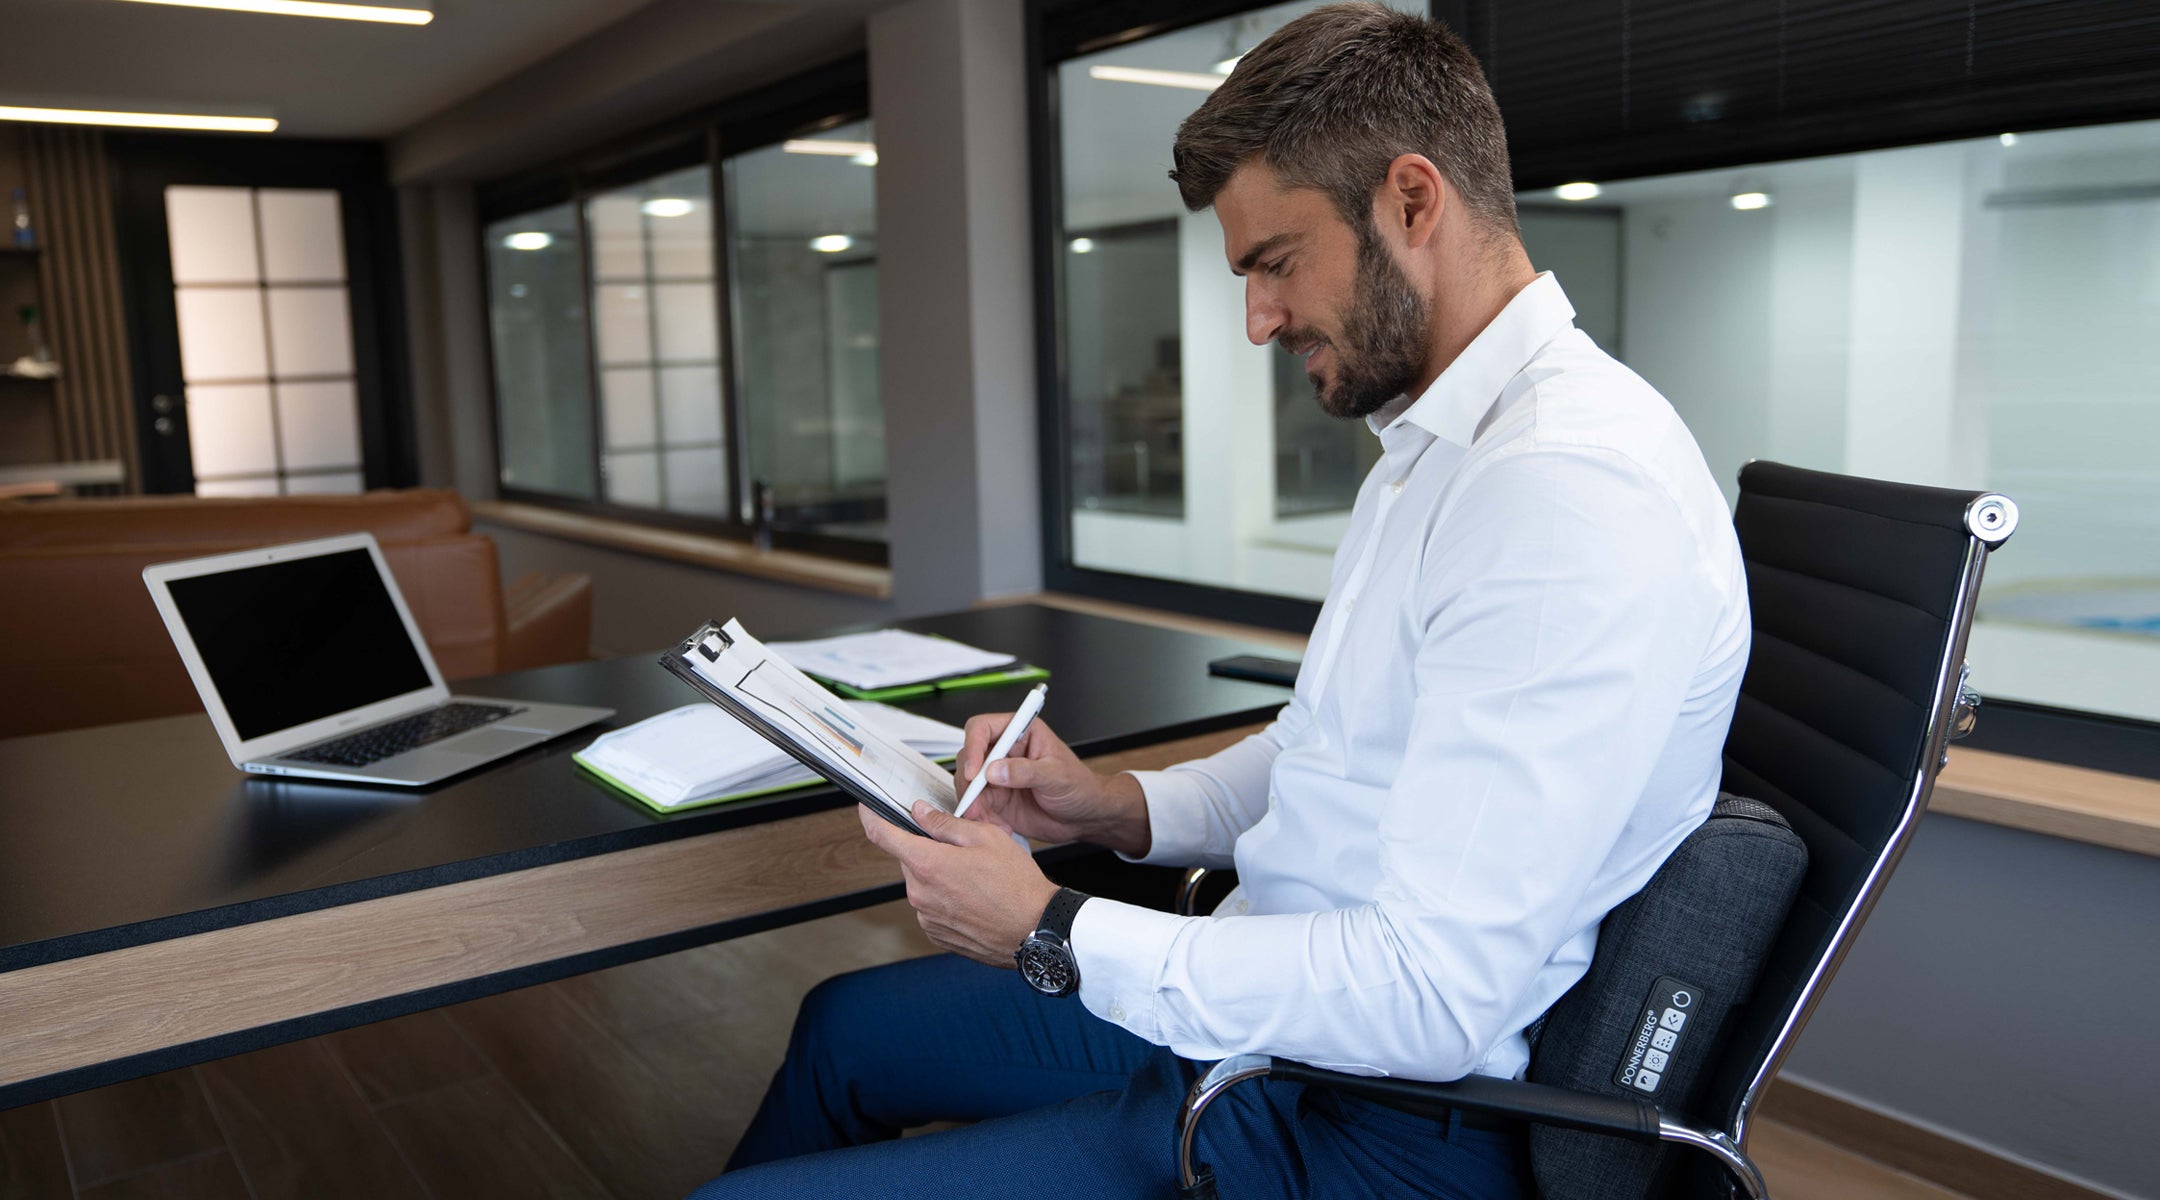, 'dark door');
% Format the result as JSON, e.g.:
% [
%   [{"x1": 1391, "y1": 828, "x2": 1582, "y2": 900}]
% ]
[{"x1": 110, "y1": 135, "x2": 413, "y2": 495}]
